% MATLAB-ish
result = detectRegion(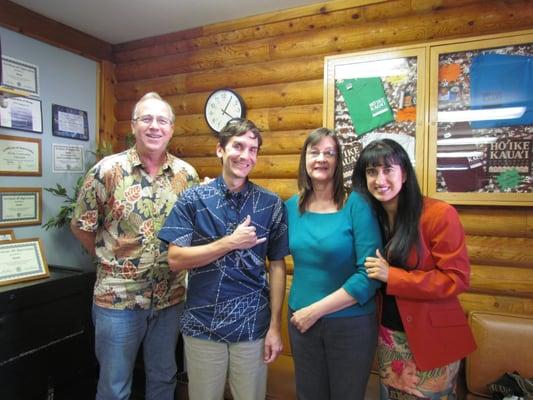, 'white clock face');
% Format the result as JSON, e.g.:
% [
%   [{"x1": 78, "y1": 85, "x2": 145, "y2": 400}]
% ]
[{"x1": 205, "y1": 89, "x2": 245, "y2": 133}]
